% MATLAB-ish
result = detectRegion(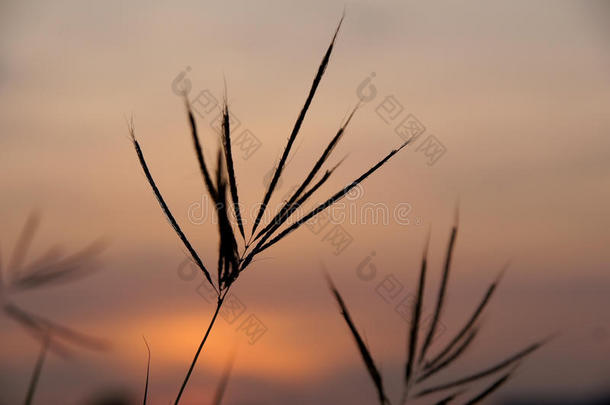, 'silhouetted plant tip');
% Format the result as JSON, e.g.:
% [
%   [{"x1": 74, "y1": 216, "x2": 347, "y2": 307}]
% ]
[
  {"x1": 327, "y1": 219, "x2": 544, "y2": 405},
  {"x1": 129, "y1": 15, "x2": 409, "y2": 403}
]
